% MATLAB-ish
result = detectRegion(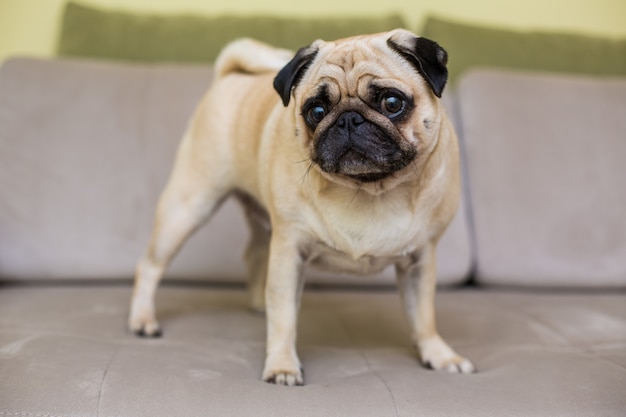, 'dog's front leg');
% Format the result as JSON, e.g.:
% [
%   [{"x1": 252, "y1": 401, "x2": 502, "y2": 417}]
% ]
[
  {"x1": 396, "y1": 243, "x2": 475, "y2": 373},
  {"x1": 261, "y1": 228, "x2": 305, "y2": 386}
]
